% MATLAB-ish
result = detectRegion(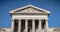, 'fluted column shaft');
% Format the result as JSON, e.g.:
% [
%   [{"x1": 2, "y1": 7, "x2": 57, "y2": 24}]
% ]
[
  {"x1": 18, "y1": 20, "x2": 21, "y2": 32},
  {"x1": 46, "y1": 20, "x2": 48, "y2": 32},
  {"x1": 25, "y1": 20, "x2": 28, "y2": 32},
  {"x1": 32, "y1": 20, "x2": 35, "y2": 32},
  {"x1": 11, "y1": 19, "x2": 14, "y2": 32},
  {"x1": 39, "y1": 20, "x2": 42, "y2": 32}
]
